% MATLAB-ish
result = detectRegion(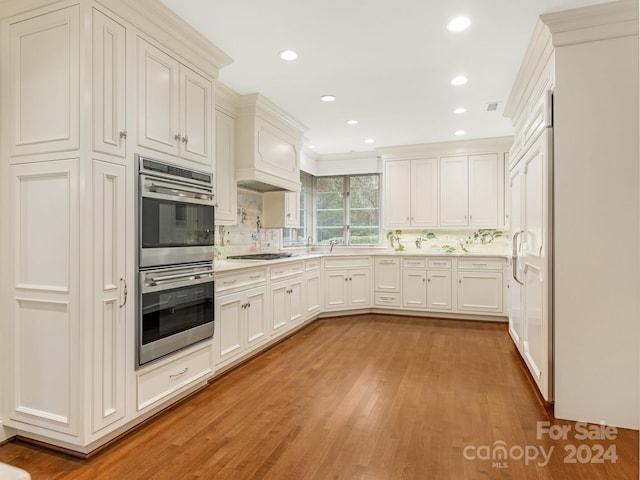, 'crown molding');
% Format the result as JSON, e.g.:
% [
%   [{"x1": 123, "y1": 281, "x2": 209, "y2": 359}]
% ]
[
  {"x1": 377, "y1": 136, "x2": 513, "y2": 160},
  {"x1": 214, "y1": 82, "x2": 240, "y2": 117},
  {"x1": 541, "y1": 0, "x2": 638, "y2": 47}
]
